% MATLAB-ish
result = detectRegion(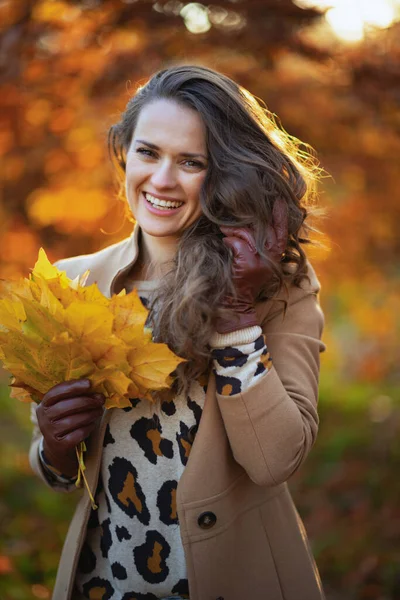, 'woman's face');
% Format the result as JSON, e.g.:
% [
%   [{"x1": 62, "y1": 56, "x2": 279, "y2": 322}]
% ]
[{"x1": 125, "y1": 99, "x2": 208, "y2": 240}]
